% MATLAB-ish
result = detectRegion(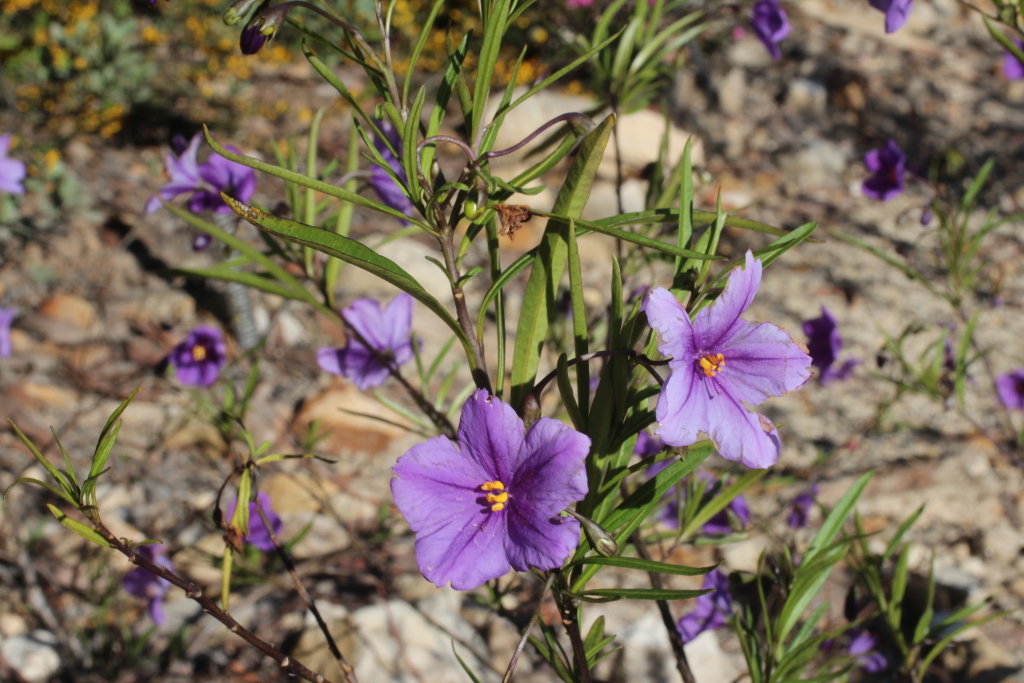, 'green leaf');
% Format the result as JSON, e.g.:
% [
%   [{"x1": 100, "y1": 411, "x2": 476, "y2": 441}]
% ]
[
  {"x1": 5, "y1": 478, "x2": 77, "y2": 505},
  {"x1": 46, "y1": 504, "x2": 109, "y2": 547},
  {"x1": 402, "y1": 0, "x2": 447, "y2": 105},
  {"x1": 578, "y1": 588, "x2": 712, "y2": 602},
  {"x1": 889, "y1": 544, "x2": 911, "y2": 627},
  {"x1": 566, "y1": 218, "x2": 589, "y2": 427},
  {"x1": 7, "y1": 420, "x2": 77, "y2": 503},
  {"x1": 402, "y1": 85, "x2": 427, "y2": 209},
  {"x1": 451, "y1": 641, "x2": 484, "y2": 683},
  {"x1": 547, "y1": 213, "x2": 713, "y2": 261},
  {"x1": 572, "y1": 556, "x2": 718, "y2": 577},
  {"x1": 509, "y1": 115, "x2": 615, "y2": 408},
  {"x1": 556, "y1": 354, "x2": 585, "y2": 432},
  {"x1": 681, "y1": 469, "x2": 765, "y2": 540},
  {"x1": 917, "y1": 609, "x2": 1006, "y2": 677},
  {"x1": 804, "y1": 472, "x2": 872, "y2": 566},
  {"x1": 913, "y1": 555, "x2": 936, "y2": 645},
  {"x1": 883, "y1": 504, "x2": 924, "y2": 561}
]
